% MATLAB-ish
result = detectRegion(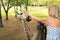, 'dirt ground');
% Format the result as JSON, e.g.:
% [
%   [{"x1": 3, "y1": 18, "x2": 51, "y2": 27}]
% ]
[{"x1": 0, "y1": 16, "x2": 37, "y2": 40}]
